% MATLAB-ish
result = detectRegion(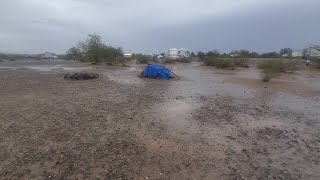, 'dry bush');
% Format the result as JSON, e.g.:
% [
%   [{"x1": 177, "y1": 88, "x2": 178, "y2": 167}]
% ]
[
  {"x1": 257, "y1": 60, "x2": 282, "y2": 82},
  {"x1": 176, "y1": 57, "x2": 191, "y2": 63},
  {"x1": 204, "y1": 56, "x2": 234, "y2": 69},
  {"x1": 215, "y1": 58, "x2": 234, "y2": 69},
  {"x1": 165, "y1": 58, "x2": 191, "y2": 63},
  {"x1": 279, "y1": 59, "x2": 300, "y2": 72},
  {"x1": 135, "y1": 54, "x2": 151, "y2": 64},
  {"x1": 203, "y1": 56, "x2": 217, "y2": 66},
  {"x1": 233, "y1": 58, "x2": 249, "y2": 68}
]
